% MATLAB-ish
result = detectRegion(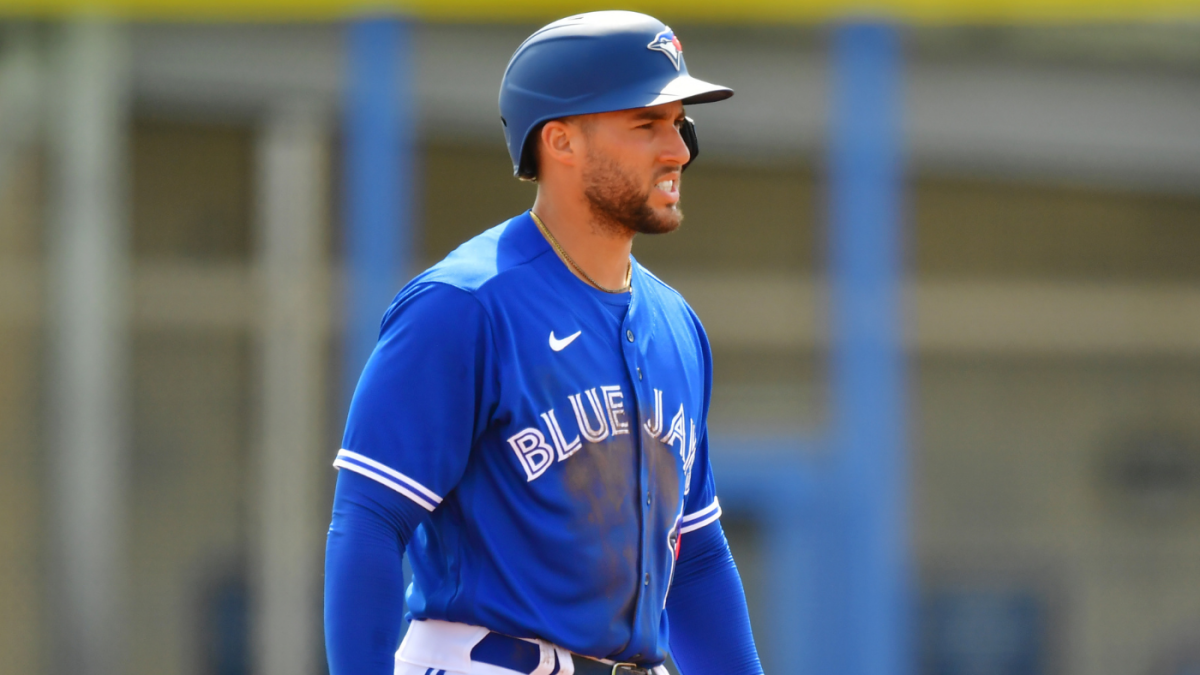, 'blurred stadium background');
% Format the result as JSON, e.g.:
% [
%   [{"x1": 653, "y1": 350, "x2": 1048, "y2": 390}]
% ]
[{"x1": 2, "y1": 2, "x2": 1200, "y2": 675}]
